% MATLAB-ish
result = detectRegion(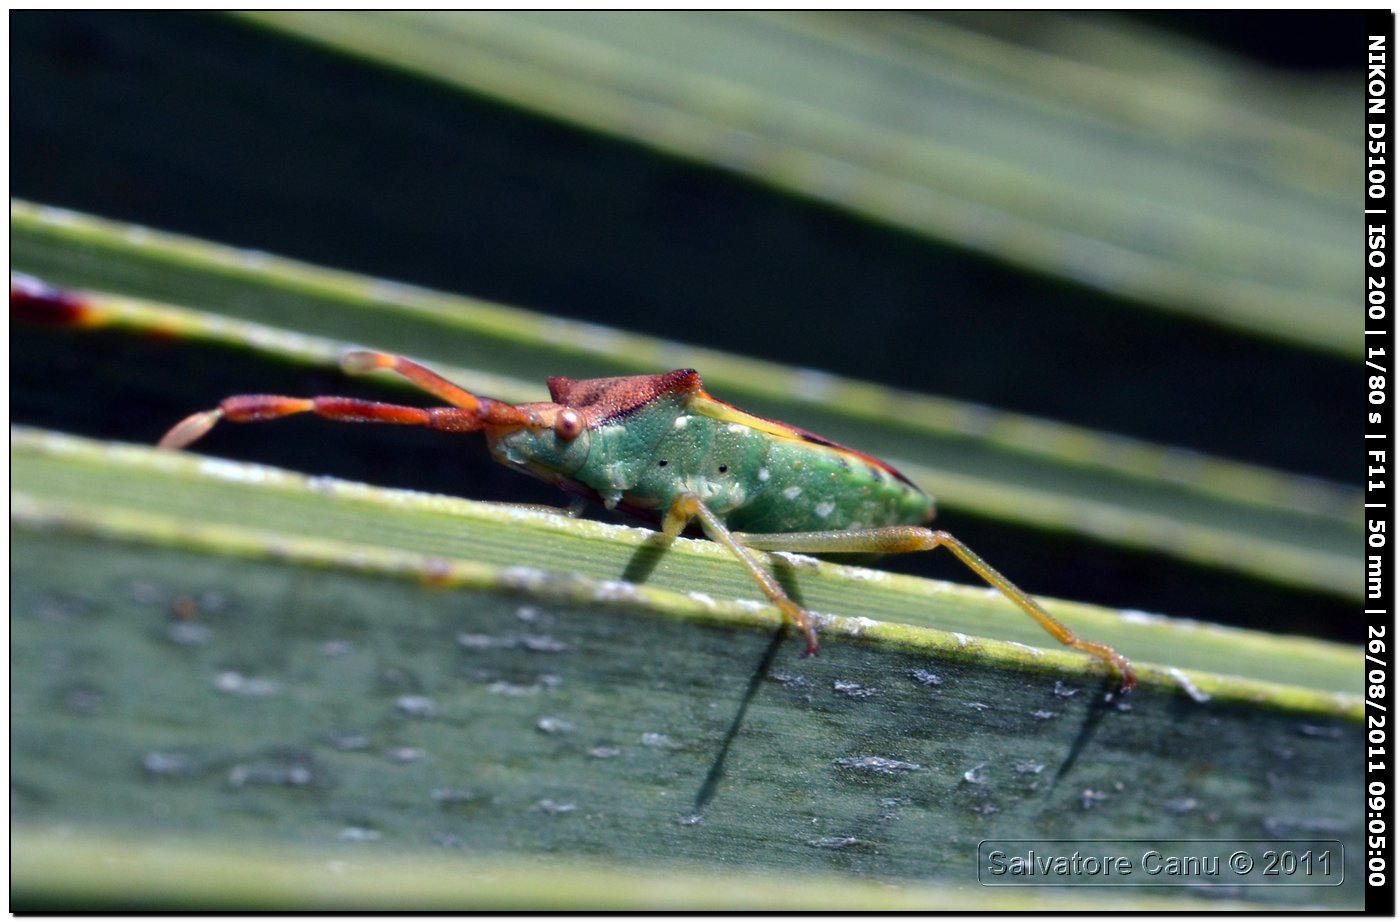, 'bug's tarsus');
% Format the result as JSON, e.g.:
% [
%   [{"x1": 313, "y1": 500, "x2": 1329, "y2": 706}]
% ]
[{"x1": 157, "y1": 408, "x2": 224, "y2": 450}]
